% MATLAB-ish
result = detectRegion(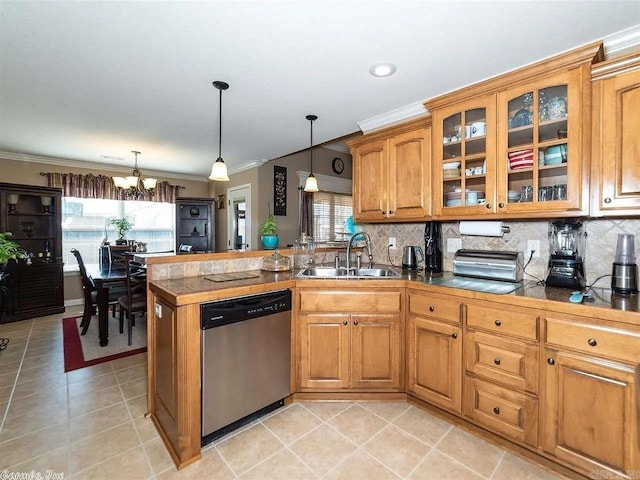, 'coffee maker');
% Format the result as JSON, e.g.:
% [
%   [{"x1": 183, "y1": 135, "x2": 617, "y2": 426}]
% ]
[
  {"x1": 424, "y1": 221, "x2": 443, "y2": 275},
  {"x1": 546, "y1": 219, "x2": 586, "y2": 289},
  {"x1": 611, "y1": 233, "x2": 638, "y2": 295}
]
